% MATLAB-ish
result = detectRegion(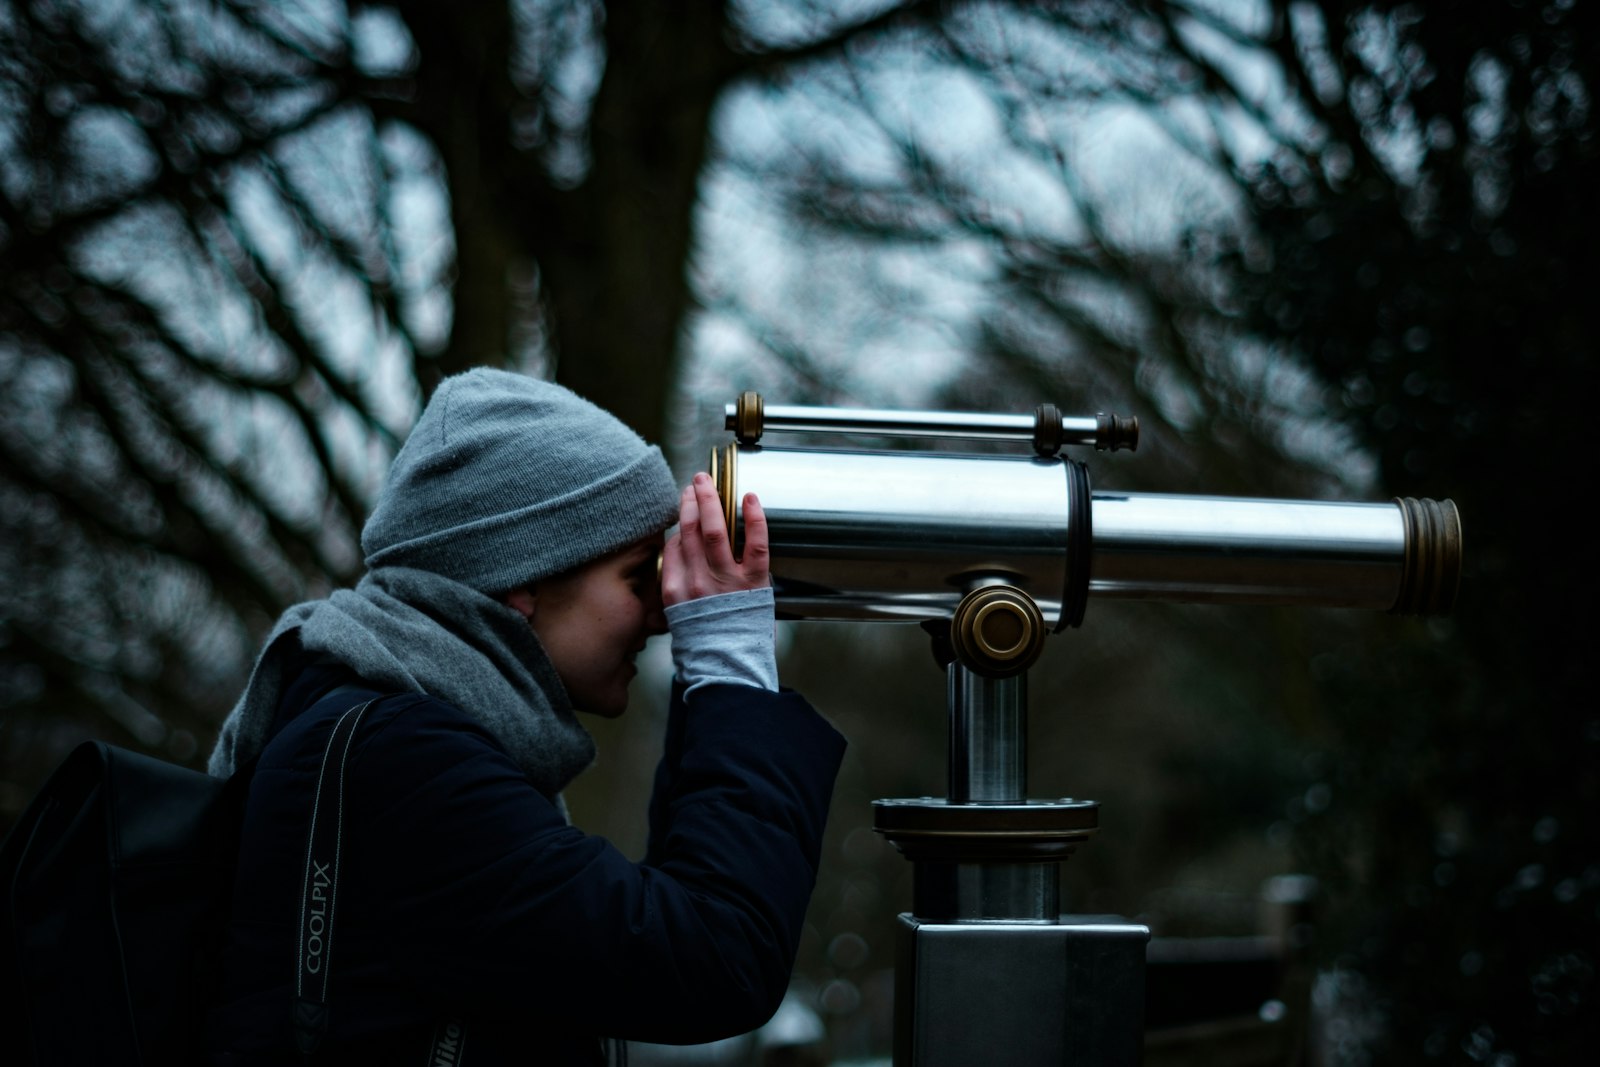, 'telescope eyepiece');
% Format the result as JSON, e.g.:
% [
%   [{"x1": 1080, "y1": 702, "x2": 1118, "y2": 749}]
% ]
[{"x1": 1095, "y1": 413, "x2": 1139, "y2": 453}]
